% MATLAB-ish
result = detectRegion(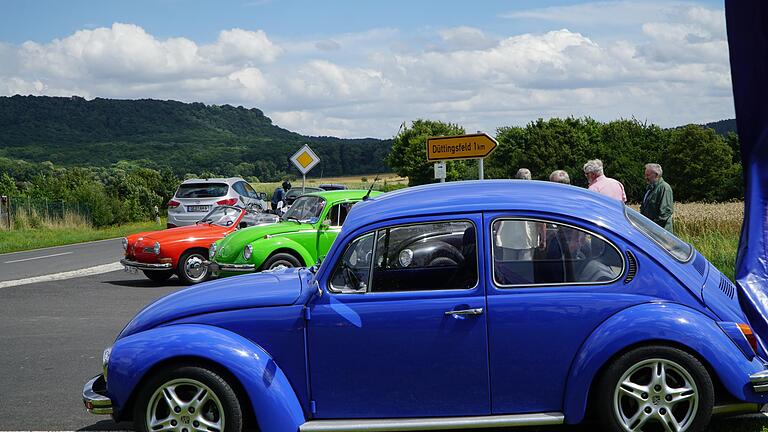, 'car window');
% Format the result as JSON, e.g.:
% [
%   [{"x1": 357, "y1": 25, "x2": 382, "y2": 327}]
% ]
[
  {"x1": 176, "y1": 183, "x2": 229, "y2": 198},
  {"x1": 242, "y1": 182, "x2": 257, "y2": 197},
  {"x1": 199, "y1": 206, "x2": 241, "y2": 227},
  {"x1": 492, "y1": 218, "x2": 624, "y2": 287},
  {"x1": 625, "y1": 207, "x2": 692, "y2": 262},
  {"x1": 284, "y1": 196, "x2": 326, "y2": 222},
  {"x1": 329, "y1": 232, "x2": 375, "y2": 293},
  {"x1": 329, "y1": 220, "x2": 478, "y2": 294},
  {"x1": 326, "y1": 202, "x2": 355, "y2": 227}
]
